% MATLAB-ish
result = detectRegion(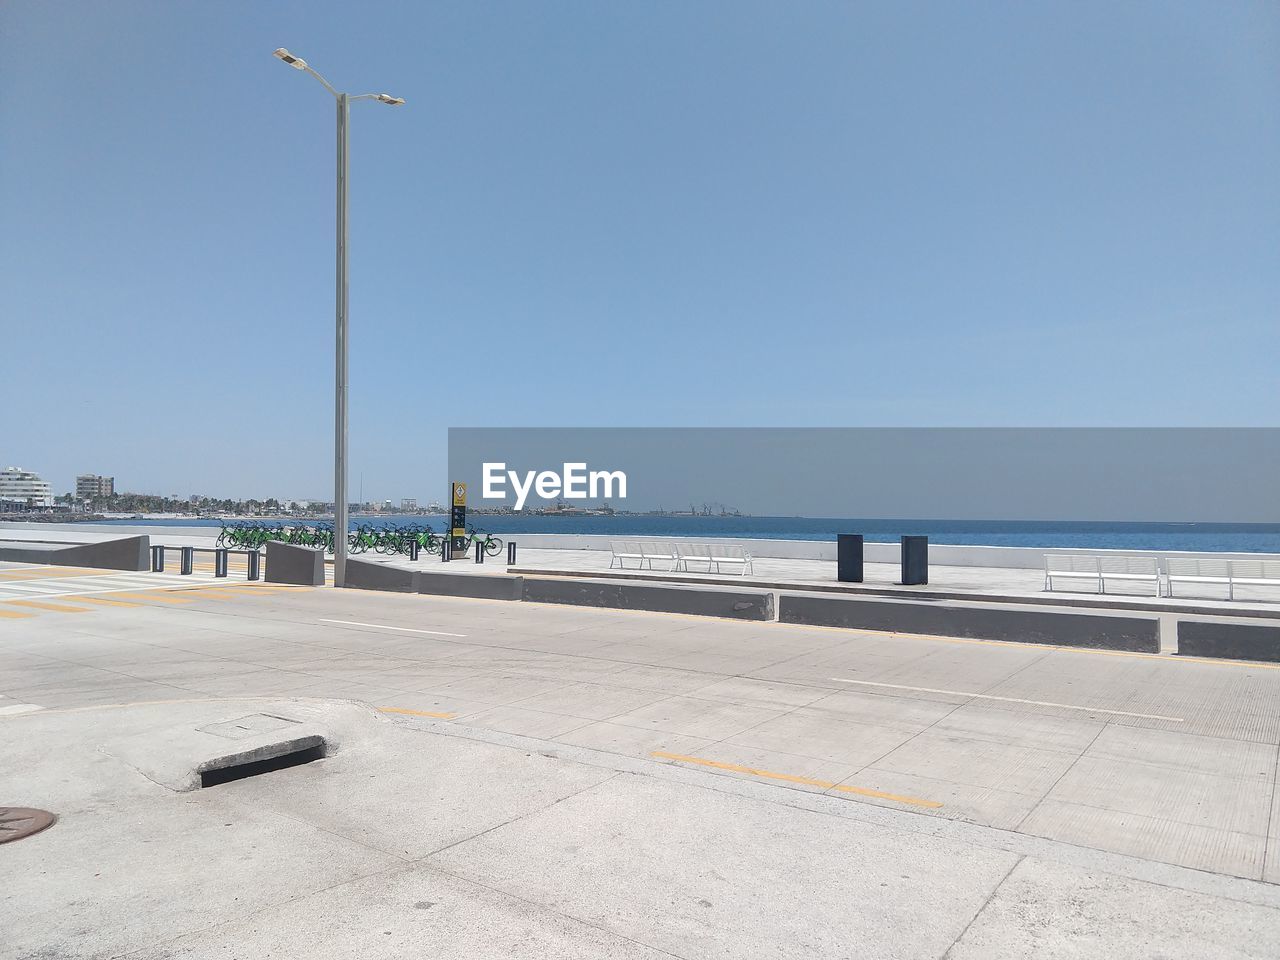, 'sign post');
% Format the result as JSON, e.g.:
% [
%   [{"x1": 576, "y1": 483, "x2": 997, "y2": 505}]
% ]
[{"x1": 450, "y1": 482, "x2": 467, "y2": 559}]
